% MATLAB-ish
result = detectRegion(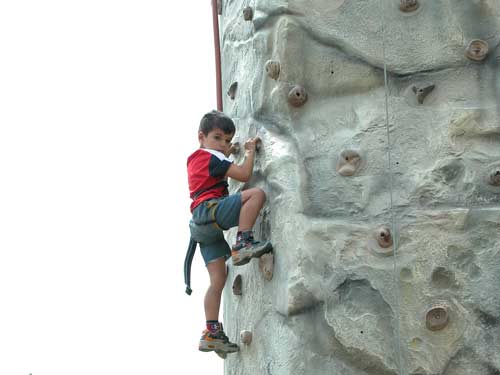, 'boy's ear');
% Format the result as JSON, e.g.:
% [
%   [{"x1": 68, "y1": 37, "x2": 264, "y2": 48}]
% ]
[{"x1": 198, "y1": 131, "x2": 205, "y2": 145}]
